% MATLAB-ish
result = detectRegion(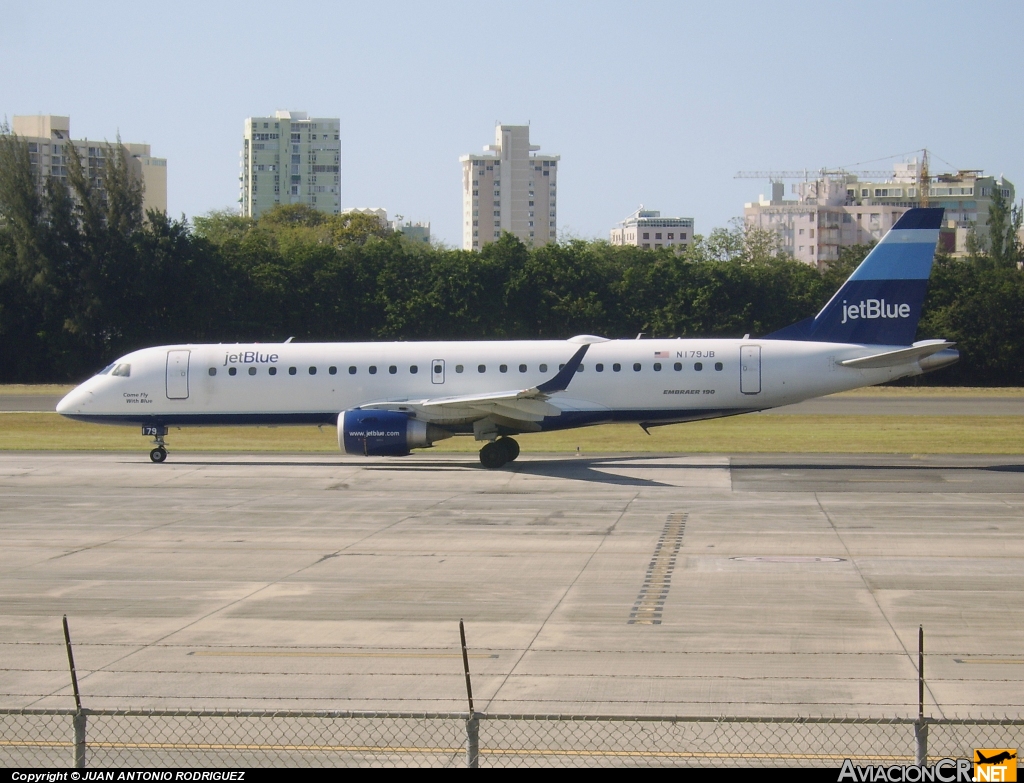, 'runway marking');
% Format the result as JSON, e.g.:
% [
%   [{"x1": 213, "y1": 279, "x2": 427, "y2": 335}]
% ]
[
  {"x1": 188, "y1": 651, "x2": 499, "y2": 659},
  {"x1": 0, "y1": 739, "x2": 915, "y2": 761},
  {"x1": 629, "y1": 512, "x2": 686, "y2": 625}
]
